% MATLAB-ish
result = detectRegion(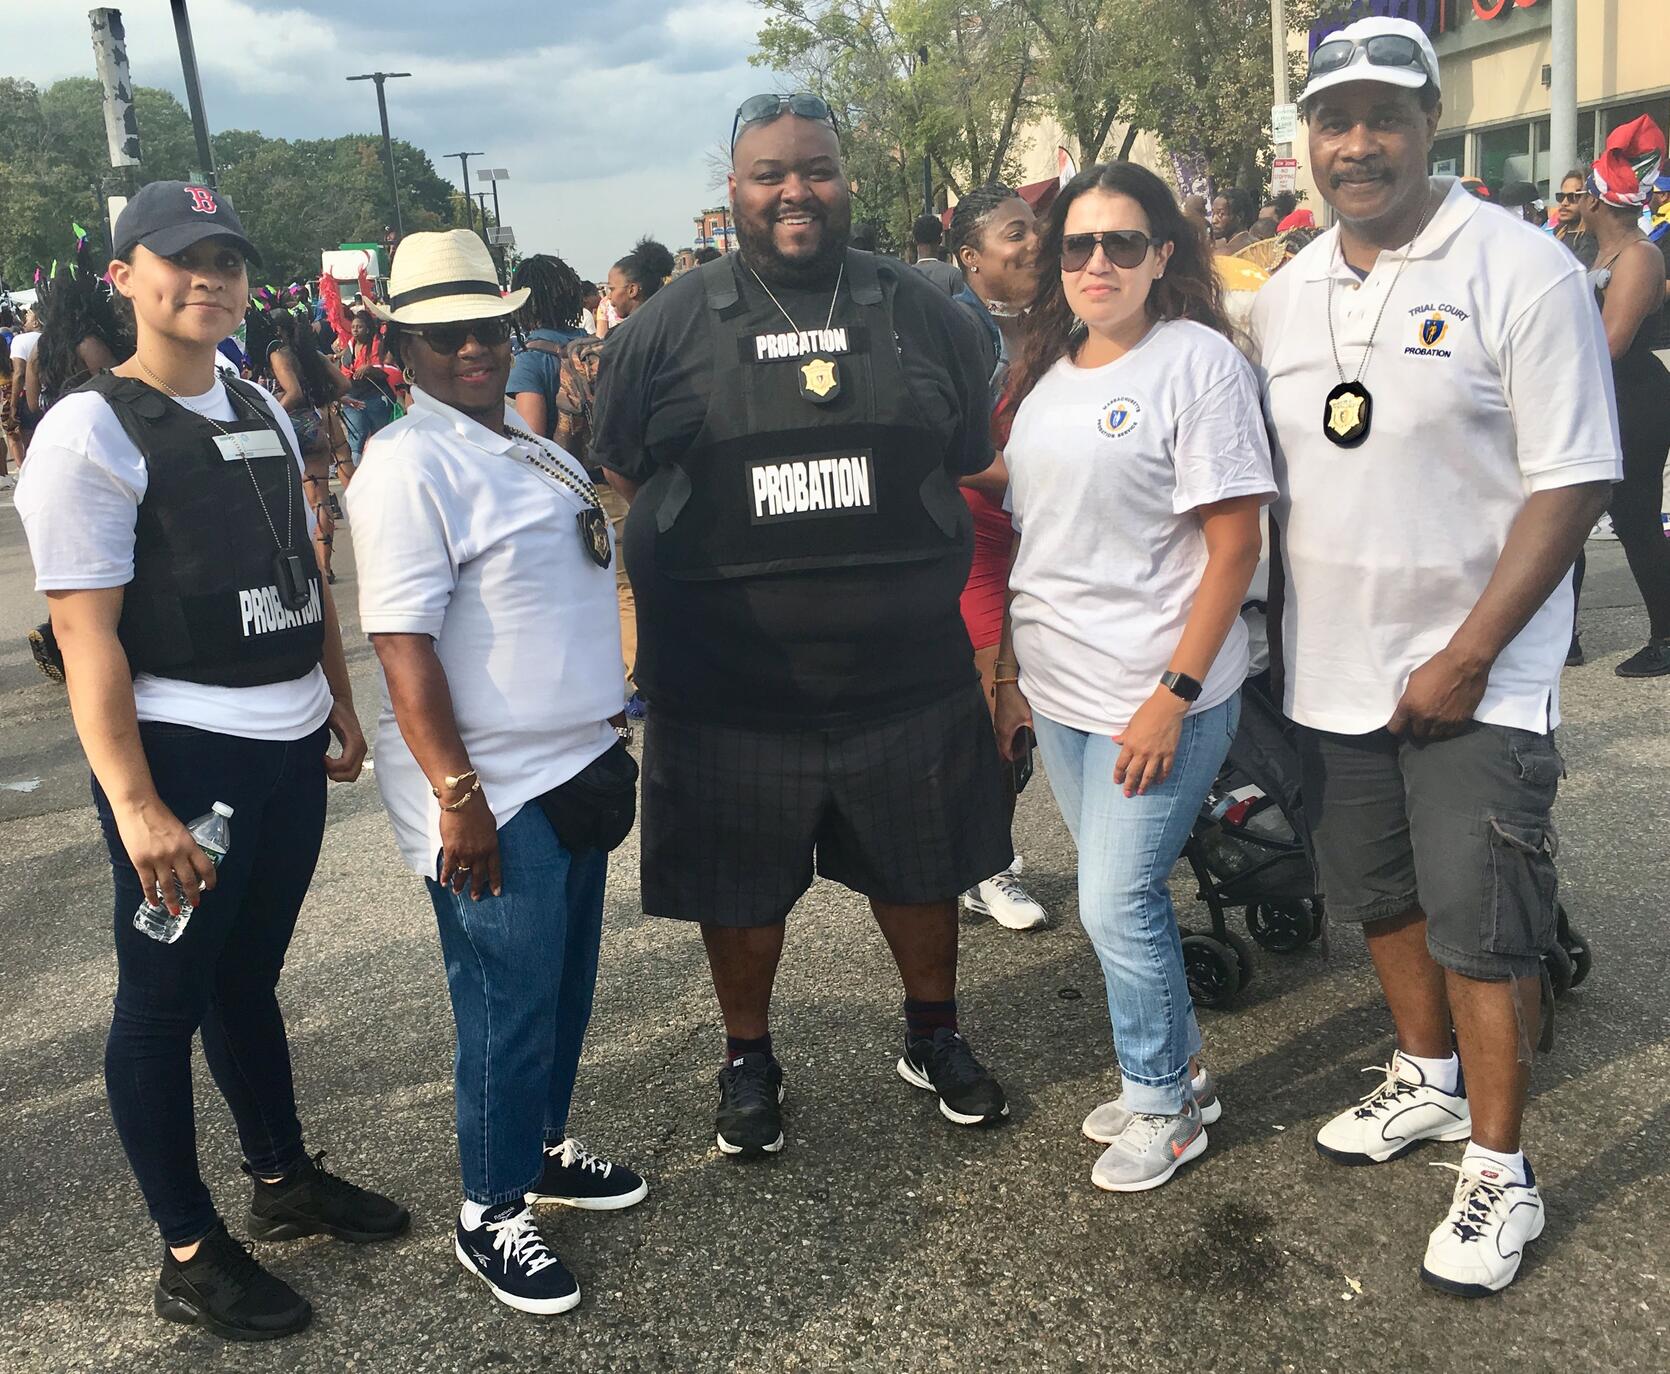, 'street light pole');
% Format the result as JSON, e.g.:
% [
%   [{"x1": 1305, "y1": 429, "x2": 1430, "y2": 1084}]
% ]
[
  {"x1": 346, "y1": 71, "x2": 411, "y2": 239},
  {"x1": 1549, "y1": 0, "x2": 1578, "y2": 189},
  {"x1": 448, "y1": 152, "x2": 485, "y2": 234},
  {"x1": 169, "y1": 0, "x2": 217, "y2": 186}
]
